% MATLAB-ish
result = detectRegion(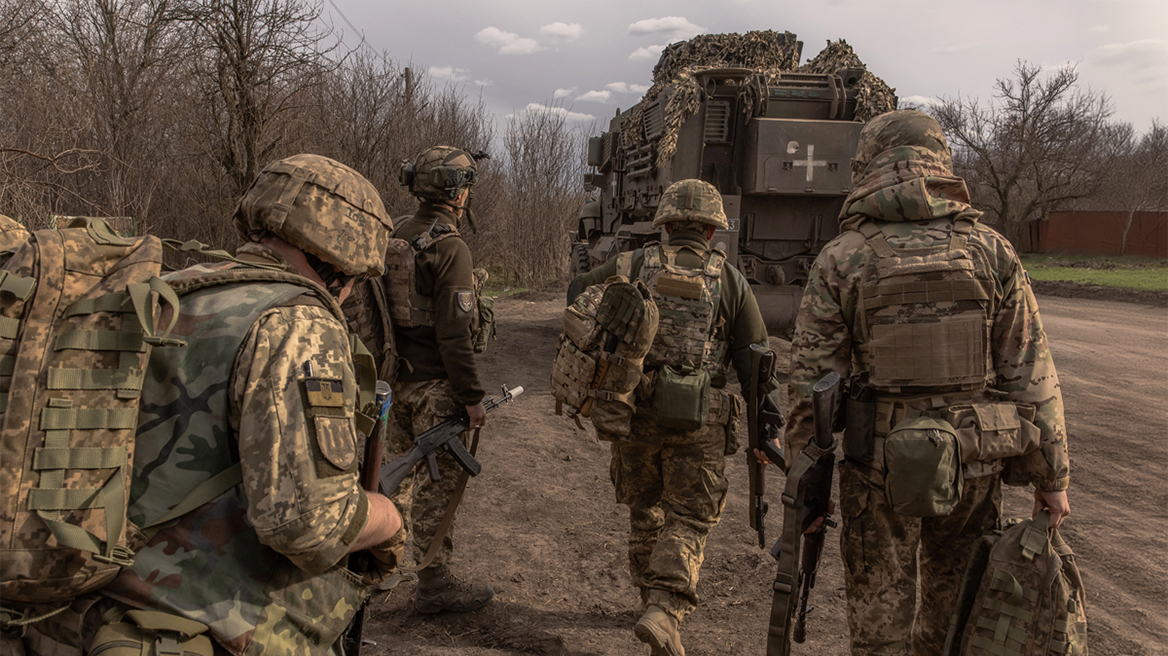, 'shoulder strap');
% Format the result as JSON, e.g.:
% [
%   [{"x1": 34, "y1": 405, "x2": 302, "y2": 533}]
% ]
[
  {"x1": 948, "y1": 217, "x2": 975, "y2": 254},
  {"x1": 704, "y1": 248, "x2": 726, "y2": 278},
  {"x1": 856, "y1": 220, "x2": 896, "y2": 258}
]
